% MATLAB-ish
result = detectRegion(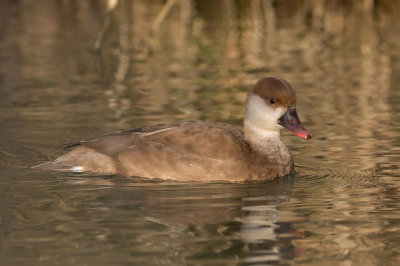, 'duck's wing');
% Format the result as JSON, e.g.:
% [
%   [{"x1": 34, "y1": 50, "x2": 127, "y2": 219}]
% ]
[
  {"x1": 62, "y1": 121, "x2": 247, "y2": 158},
  {"x1": 132, "y1": 121, "x2": 248, "y2": 159},
  {"x1": 111, "y1": 121, "x2": 250, "y2": 180},
  {"x1": 59, "y1": 122, "x2": 188, "y2": 156},
  {"x1": 35, "y1": 121, "x2": 250, "y2": 179},
  {"x1": 33, "y1": 123, "x2": 186, "y2": 173}
]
